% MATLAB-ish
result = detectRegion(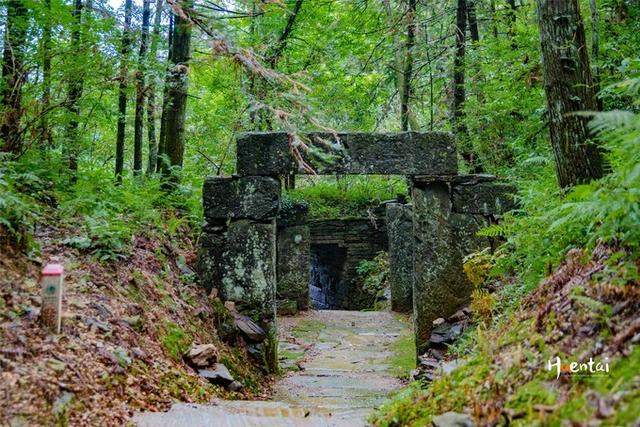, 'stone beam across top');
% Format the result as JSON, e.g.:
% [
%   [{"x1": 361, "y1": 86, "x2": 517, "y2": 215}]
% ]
[{"x1": 236, "y1": 132, "x2": 458, "y2": 176}]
